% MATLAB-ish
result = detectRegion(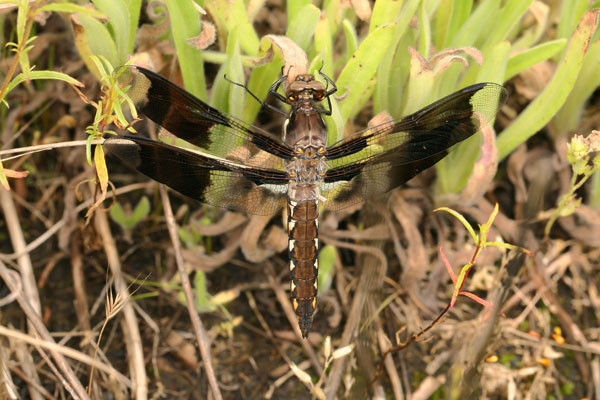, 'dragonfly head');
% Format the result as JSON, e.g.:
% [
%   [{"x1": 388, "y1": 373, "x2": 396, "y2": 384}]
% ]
[{"x1": 286, "y1": 74, "x2": 326, "y2": 103}]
